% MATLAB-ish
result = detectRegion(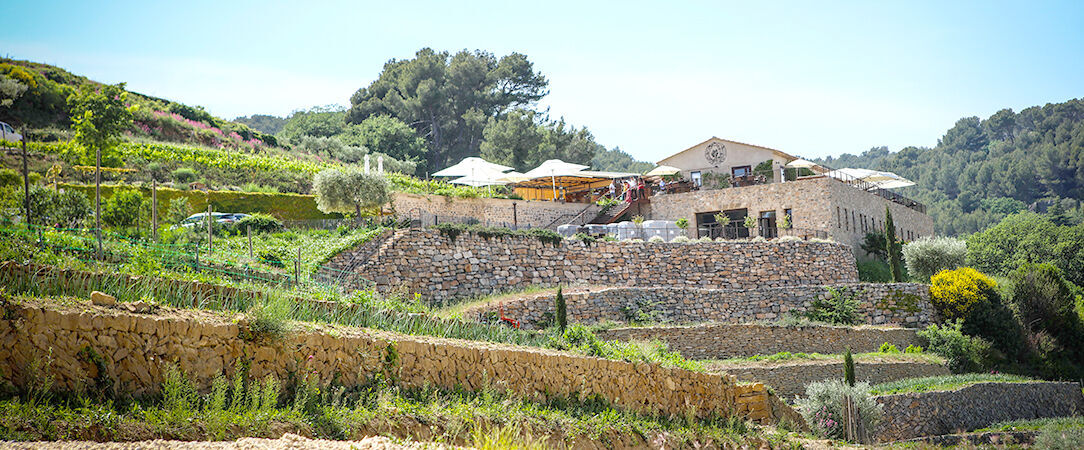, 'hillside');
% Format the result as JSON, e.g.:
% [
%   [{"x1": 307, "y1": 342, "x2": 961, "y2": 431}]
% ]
[
  {"x1": 817, "y1": 98, "x2": 1084, "y2": 235},
  {"x1": 0, "y1": 59, "x2": 279, "y2": 150}
]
